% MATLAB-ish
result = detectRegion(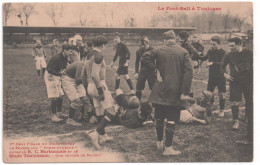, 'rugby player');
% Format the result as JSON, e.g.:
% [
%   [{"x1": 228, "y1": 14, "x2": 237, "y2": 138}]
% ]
[
  {"x1": 110, "y1": 36, "x2": 135, "y2": 94},
  {"x1": 135, "y1": 36, "x2": 155, "y2": 101},
  {"x1": 32, "y1": 40, "x2": 47, "y2": 78},
  {"x1": 84, "y1": 35, "x2": 117, "y2": 149},
  {"x1": 221, "y1": 37, "x2": 253, "y2": 144},
  {"x1": 44, "y1": 44, "x2": 76, "y2": 122}
]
